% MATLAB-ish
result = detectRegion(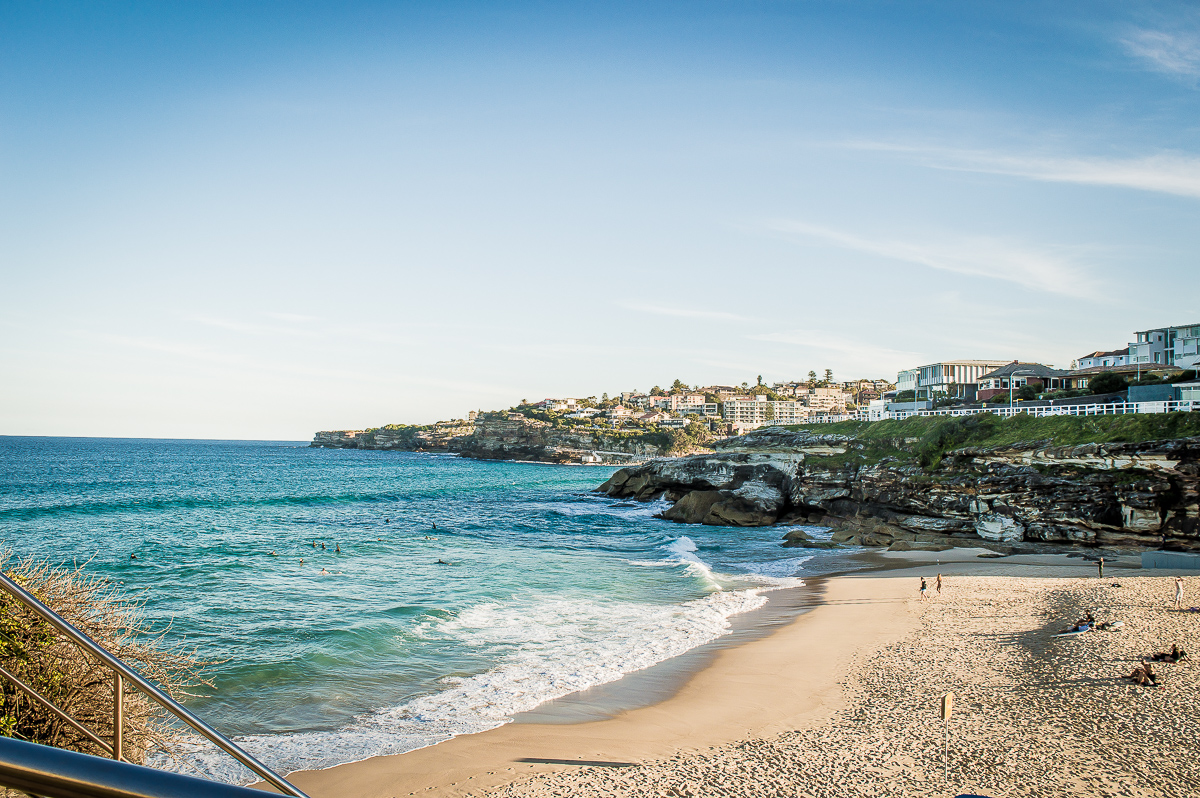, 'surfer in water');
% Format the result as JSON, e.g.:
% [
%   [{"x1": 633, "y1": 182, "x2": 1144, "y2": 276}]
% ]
[{"x1": 436, "y1": 559, "x2": 449, "y2": 565}]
